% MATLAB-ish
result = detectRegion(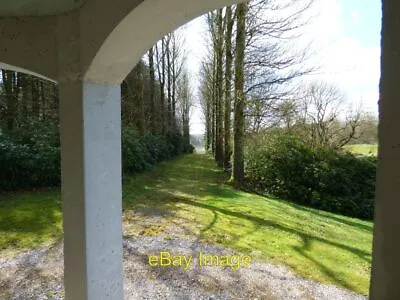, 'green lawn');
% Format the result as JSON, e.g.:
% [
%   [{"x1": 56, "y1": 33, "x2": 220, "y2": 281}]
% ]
[
  {"x1": 344, "y1": 144, "x2": 378, "y2": 156},
  {"x1": 0, "y1": 154, "x2": 373, "y2": 295},
  {"x1": 0, "y1": 190, "x2": 62, "y2": 256}
]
